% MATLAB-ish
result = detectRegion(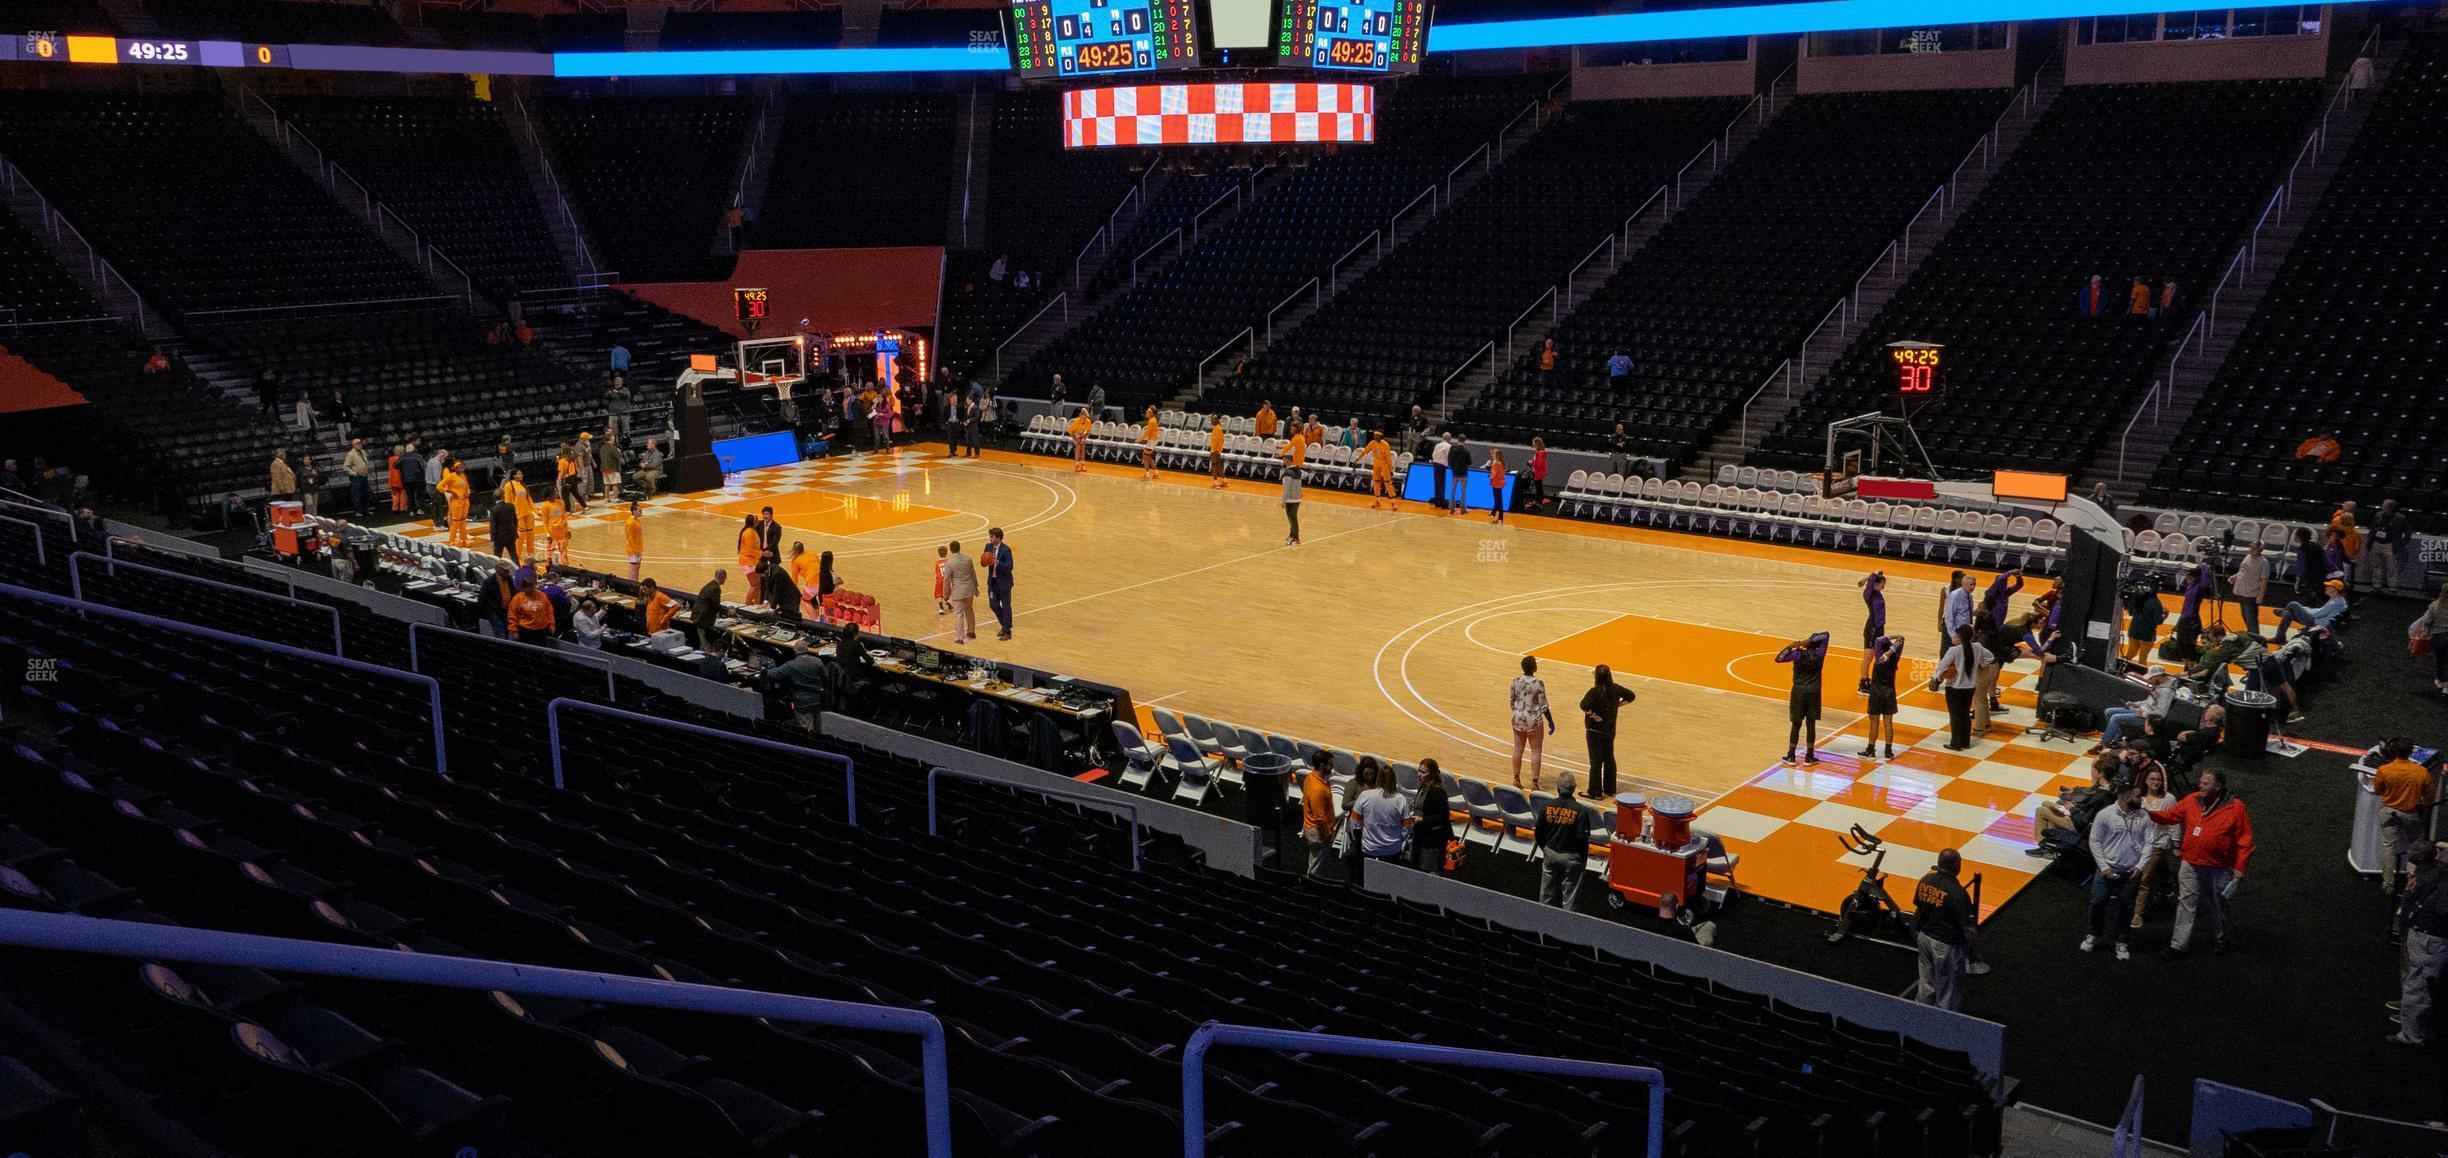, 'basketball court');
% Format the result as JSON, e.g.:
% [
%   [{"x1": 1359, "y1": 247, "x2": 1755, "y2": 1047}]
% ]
[{"x1": 398, "y1": 443, "x2": 2101, "y2": 919}]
